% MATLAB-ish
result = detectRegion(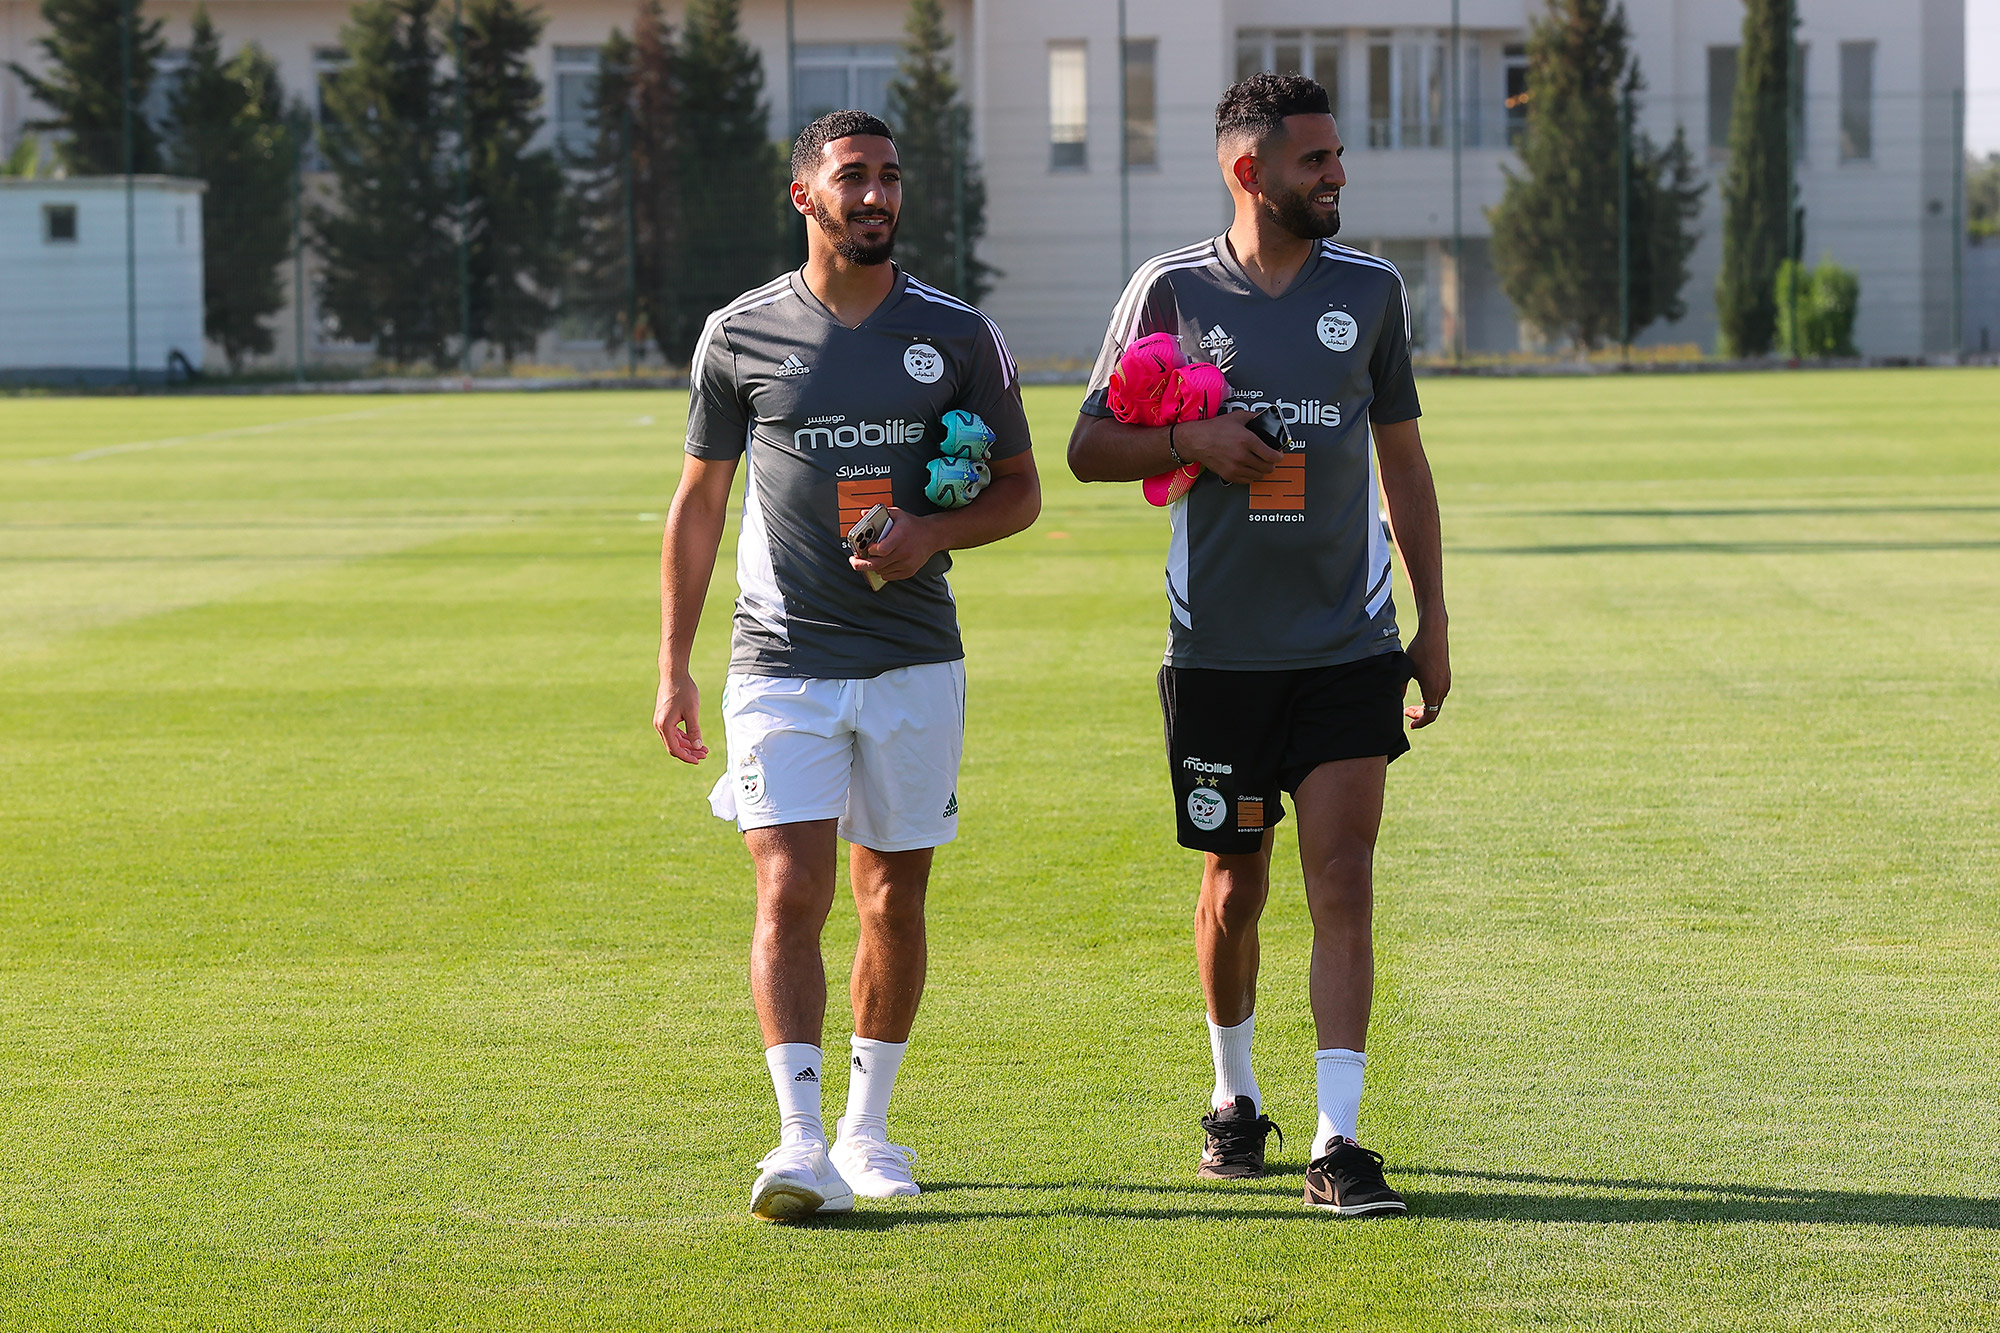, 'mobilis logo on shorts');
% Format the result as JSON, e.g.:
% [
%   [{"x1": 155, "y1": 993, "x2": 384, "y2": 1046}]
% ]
[{"x1": 793, "y1": 417, "x2": 927, "y2": 449}]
